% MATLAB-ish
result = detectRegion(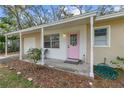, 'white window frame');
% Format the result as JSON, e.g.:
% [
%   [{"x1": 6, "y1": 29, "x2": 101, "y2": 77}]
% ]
[
  {"x1": 94, "y1": 25, "x2": 111, "y2": 47},
  {"x1": 44, "y1": 33, "x2": 60, "y2": 48}
]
